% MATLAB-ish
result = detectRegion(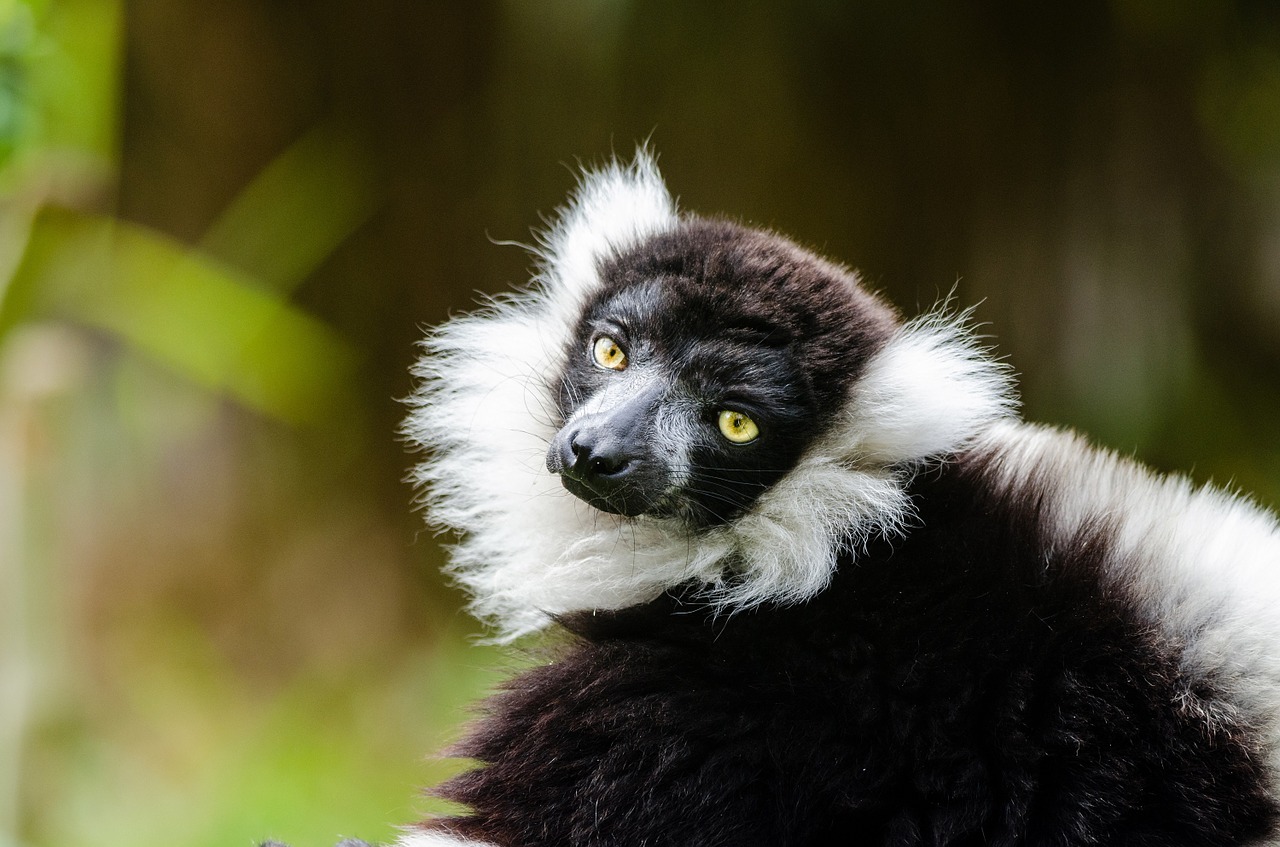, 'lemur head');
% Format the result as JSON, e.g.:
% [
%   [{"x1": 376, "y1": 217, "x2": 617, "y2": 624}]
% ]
[
  {"x1": 547, "y1": 219, "x2": 896, "y2": 526},
  {"x1": 406, "y1": 151, "x2": 1015, "y2": 640}
]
